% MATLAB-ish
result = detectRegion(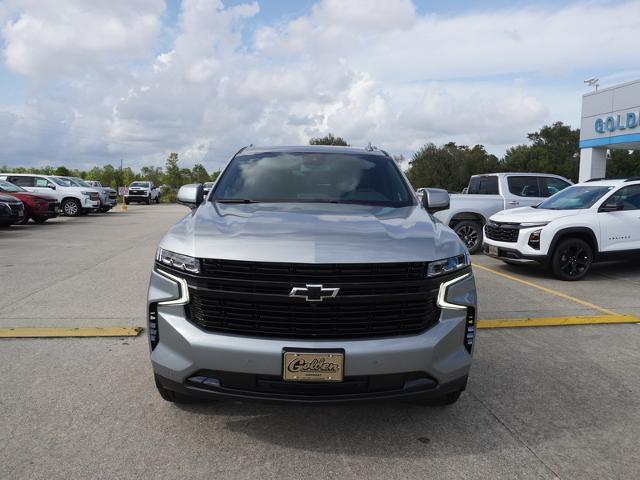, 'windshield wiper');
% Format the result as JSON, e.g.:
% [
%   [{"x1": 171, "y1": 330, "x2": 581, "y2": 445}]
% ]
[{"x1": 215, "y1": 198, "x2": 261, "y2": 204}]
